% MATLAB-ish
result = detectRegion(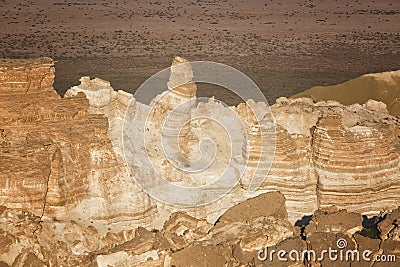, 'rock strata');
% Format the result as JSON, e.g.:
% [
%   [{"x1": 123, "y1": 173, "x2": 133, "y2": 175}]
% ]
[
  {"x1": 2, "y1": 57, "x2": 400, "y2": 226},
  {"x1": 1, "y1": 57, "x2": 400, "y2": 266},
  {"x1": 0, "y1": 192, "x2": 297, "y2": 266},
  {"x1": 0, "y1": 58, "x2": 157, "y2": 231}
]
